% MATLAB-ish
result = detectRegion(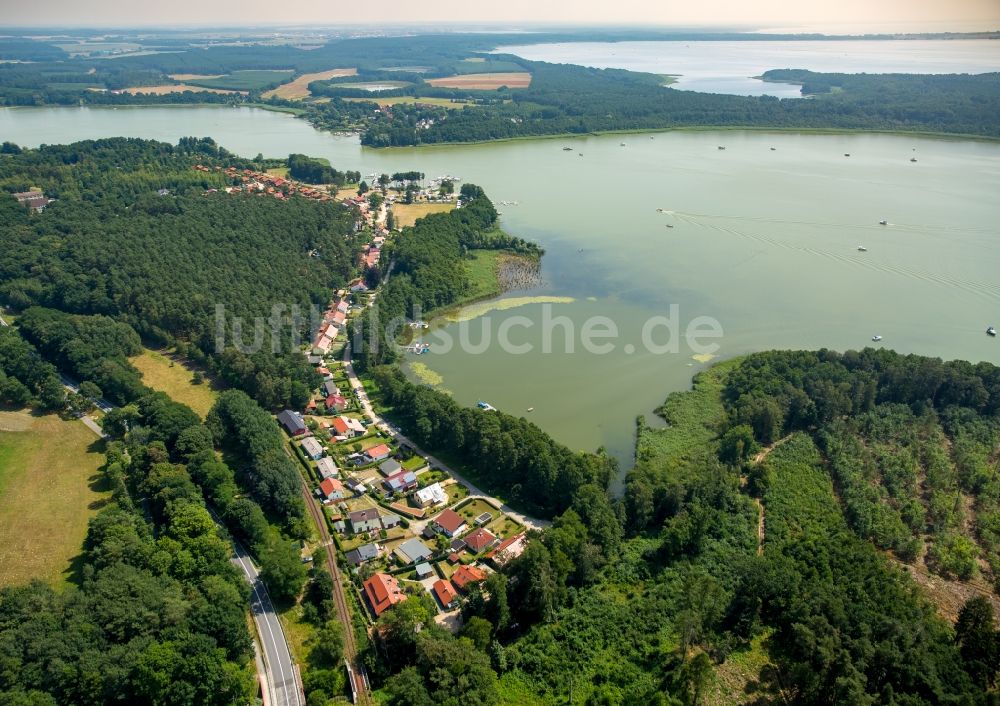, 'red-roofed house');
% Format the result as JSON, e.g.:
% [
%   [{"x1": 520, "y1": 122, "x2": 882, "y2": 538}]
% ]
[
  {"x1": 365, "y1": 443, "x2": 392, "y2": 463},
  {"x1": 318, "y1": 478, "x2": 345, "y2": 501},
  {"x1": 363, "y1": 573, "x2": 405, "y2": 616},
  {"x1": 487, "y1": 532, "x2": 528, "y2": 567},
  {"x1": 325, "y1": 393, "x2": 348, "y2": 412},
  {"x1": 464, "y1": 528, "x2": 498, "y2": 554},
  {"x1": 433, "y1": 509, "x2": 467, "y2": 538},
  {"x1": 452, "y1": 565, "x2": 487, "y2": 592},
  {"x1": 432, "y1": 579, "x2": 459, "y2": 609}
]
